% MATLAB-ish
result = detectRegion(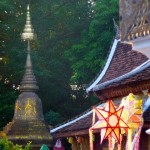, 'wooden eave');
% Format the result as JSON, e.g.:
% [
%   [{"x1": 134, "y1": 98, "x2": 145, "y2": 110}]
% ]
[
  {"x1": 52, "y1": 128, "x2": 105, "y2": 138},
  {"x1": 52, "y1": 129, "x2": 89, "y2": 138},
  {"x1": 53, "y1": 122, "x2": 150, "y2": 138},
  {"x1": 95, "y1": 79, "x2": 150, "y2": 100}
]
